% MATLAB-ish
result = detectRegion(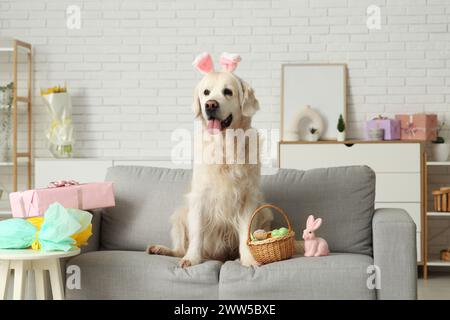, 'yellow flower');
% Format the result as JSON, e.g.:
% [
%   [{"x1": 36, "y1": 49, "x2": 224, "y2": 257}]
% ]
[{"x1": 40, "y1": 85, "x2": 67, "y2": 96}]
